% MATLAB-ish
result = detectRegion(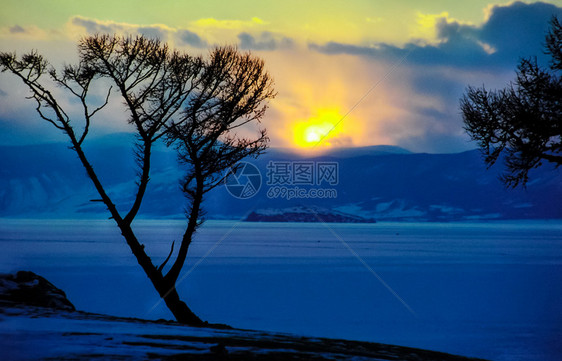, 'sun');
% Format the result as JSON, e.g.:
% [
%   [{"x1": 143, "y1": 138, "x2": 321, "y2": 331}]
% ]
[
  {"x1": 293, "y1": 109, "x2": 345, "y2": 149},
  {"x1": 303, "y1": 124, "x2": 330, "y2": 143}
]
